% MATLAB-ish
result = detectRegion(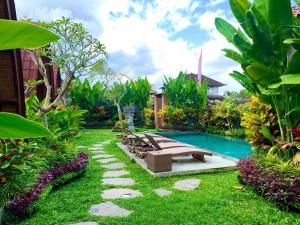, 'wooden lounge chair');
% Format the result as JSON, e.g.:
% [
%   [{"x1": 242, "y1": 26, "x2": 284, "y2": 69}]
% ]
[{"x1": 144, "y1": 134, "x2": 213, "y2": 172}]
